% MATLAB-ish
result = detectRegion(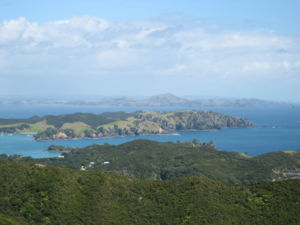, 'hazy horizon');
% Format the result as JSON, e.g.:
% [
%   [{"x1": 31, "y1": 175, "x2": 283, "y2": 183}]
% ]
[
  {"x1": 0, "y1": 92, "x2": 298, "y2": 104},
  {"x1": 0, "y1": 0, "x2": 299, "y2": 101}
]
